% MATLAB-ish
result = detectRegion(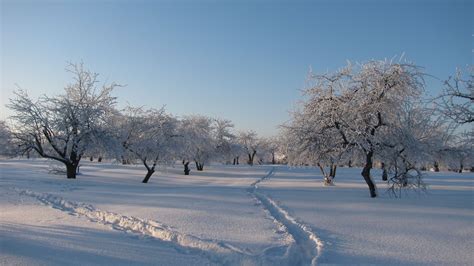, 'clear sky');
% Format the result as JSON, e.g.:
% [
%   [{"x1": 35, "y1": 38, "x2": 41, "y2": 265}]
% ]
[{"x1": 1, "y1": 0, "x2": 472, "y2": 136}]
